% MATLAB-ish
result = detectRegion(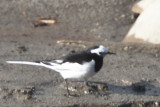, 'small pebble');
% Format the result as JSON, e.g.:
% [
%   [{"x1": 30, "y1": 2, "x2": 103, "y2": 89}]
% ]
[{"x1": 123, "y1": 46, "x2": 128, "y2": 51}]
